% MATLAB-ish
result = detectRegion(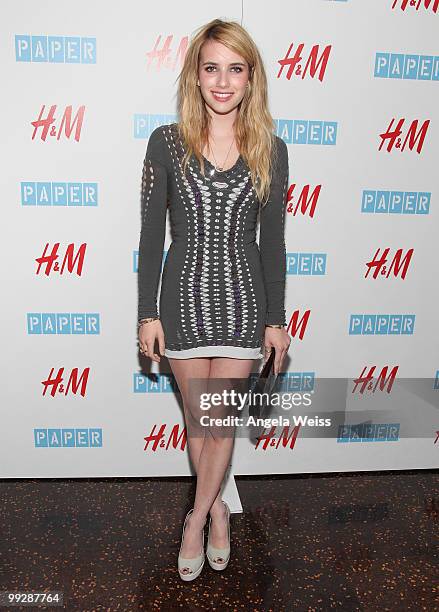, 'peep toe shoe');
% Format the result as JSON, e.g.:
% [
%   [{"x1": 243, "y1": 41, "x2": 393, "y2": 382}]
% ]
[
  {"x1": 178, "y1": 509, "x2": 205, "y2": 581},
  {"x1": 206, "y1": 501, "x2": 231, "y2": 570}
]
